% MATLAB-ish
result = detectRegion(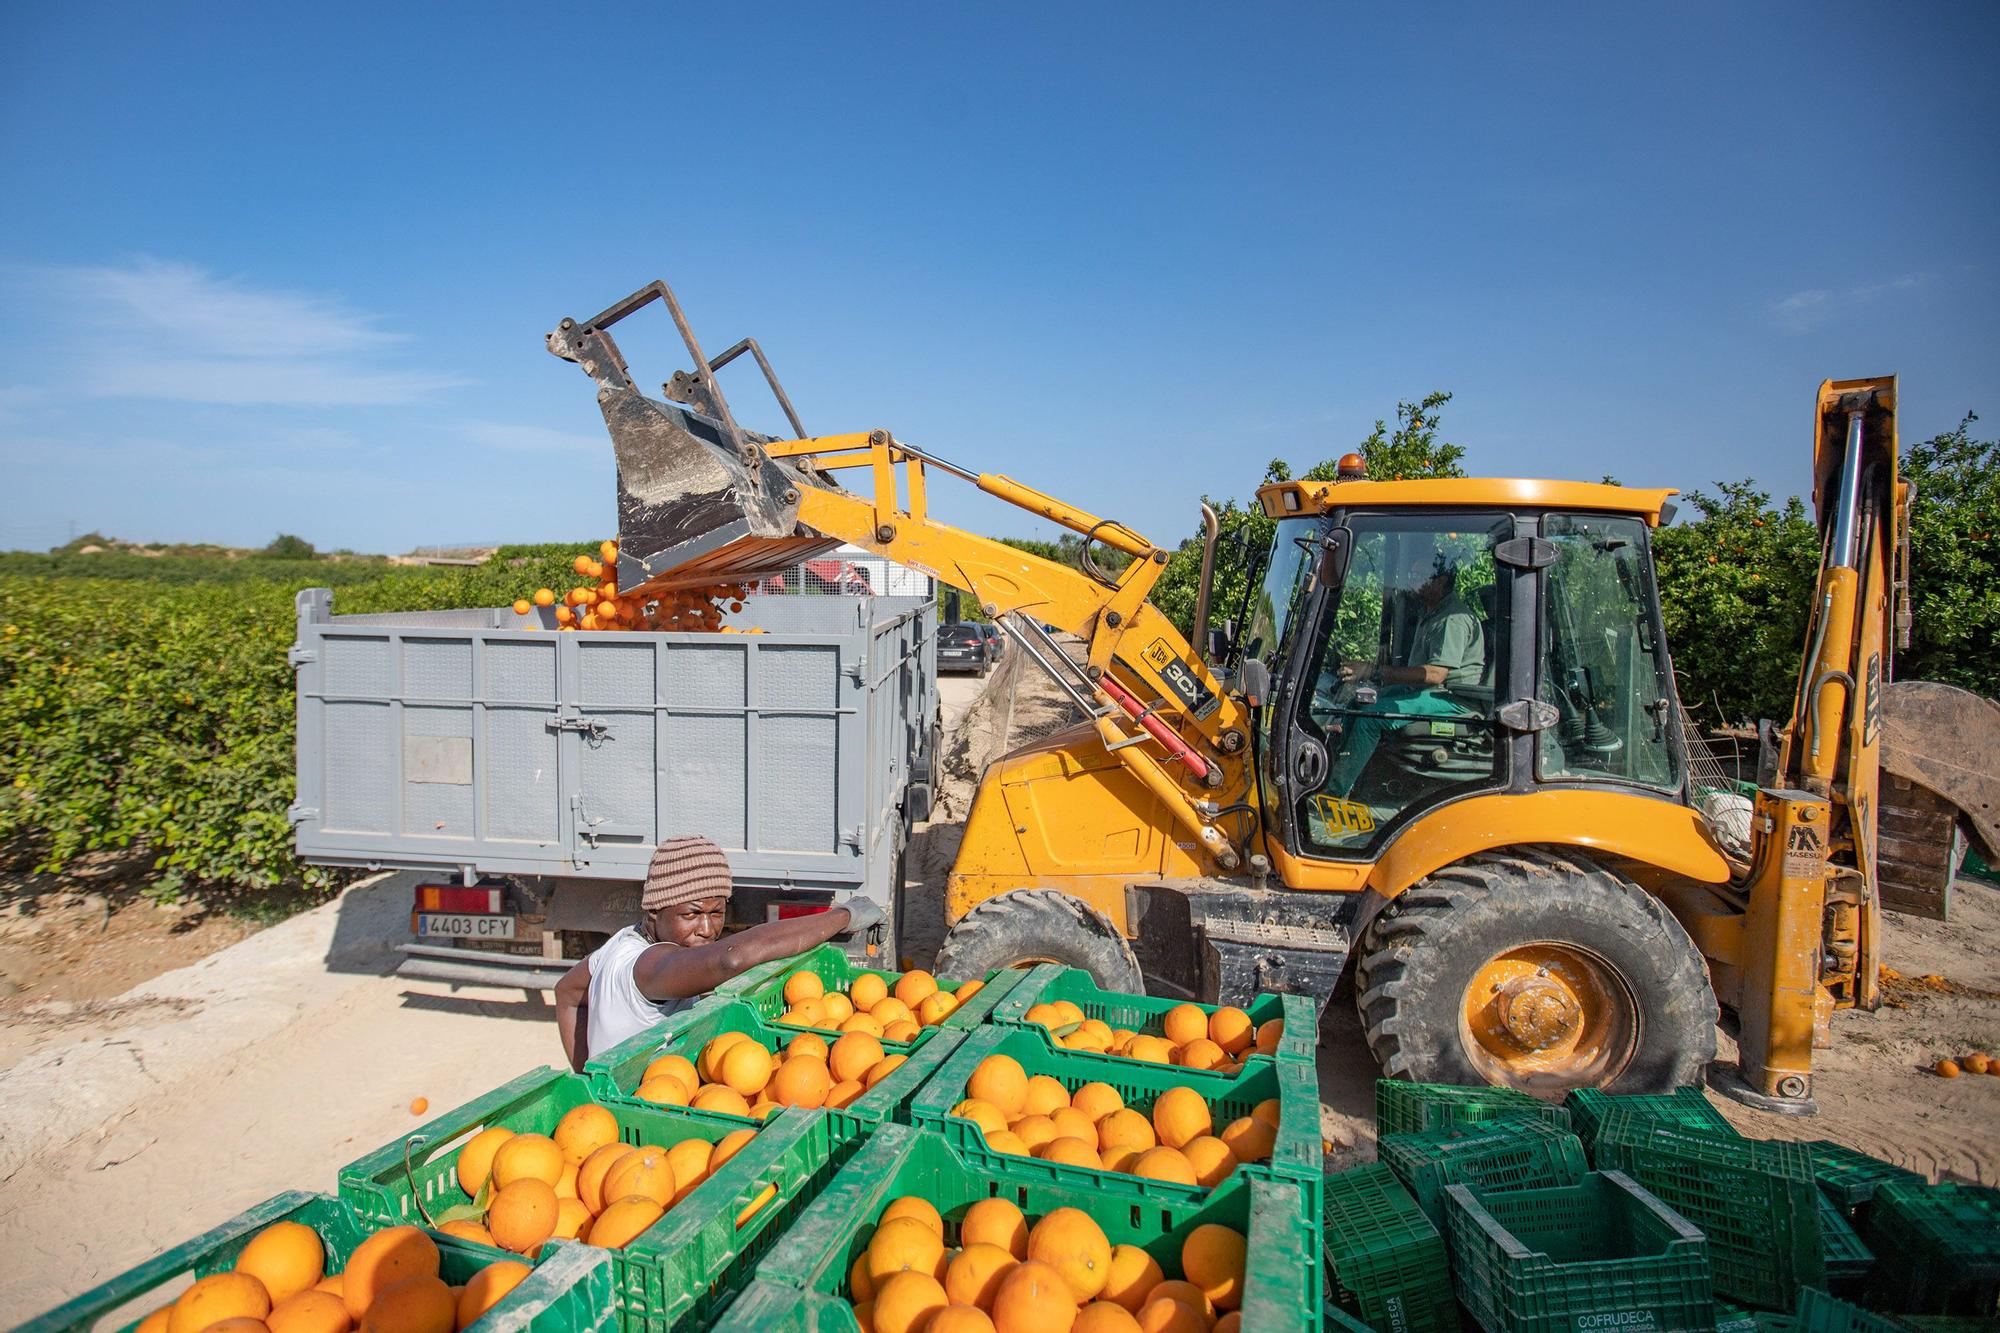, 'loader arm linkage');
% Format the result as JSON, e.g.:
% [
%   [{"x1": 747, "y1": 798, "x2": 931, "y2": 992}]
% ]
[{"x1": 549, "y1": 277, "x2": 1251, "y2": 871}]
